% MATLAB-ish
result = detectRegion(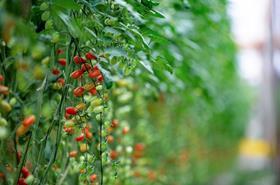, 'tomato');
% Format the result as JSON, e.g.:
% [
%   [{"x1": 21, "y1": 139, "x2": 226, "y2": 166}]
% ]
[
  {"x1": 110, "y1": 150, "x2": 118, "y2": 160},
  {"x1": 97, "y1": 75, "x2": 103, "y2": 82},
  {"x1": 22, "y1": 115, "x2": 36, "y2": 127},
  {"x1": 80, "y1": 143, "x2": 88, "y2": 153},
  {"x1": 63, "y1": 127, "x2": 74, "y2": 134},
  {"x1": 81, "y1": 63, "x2": 92, "y2": 72},
  {"x1": 57, "y1": 78, "x2": 65, "y2": 86},
  {"x1": 111, "y1": 119, "x2": 119, "y2": 128},
  {"x1": 73, "y1": 56, "x2": 81, "y2": 64},
  {"x1": 88, "y1": 69, "x2": 100, "y2": 79},
  {"x1": 21, "y1": 167, "x2": 30, "y2": 178},
  {"x1": 16, "y1": 125, "x2": 29, "y2": 137},
  {"x1": 56, "y1": 49, "x2": 63, "y2": 55},
  {"x1": 89, "y1": 87, "x2": 97, "y2": 95},
  {"x1": 107, "y1": 135, "x2": 114, "y2": 144},
  {"x1": 85, "y1": 131, "x2": 93, "y2": 139},
  {"x1": 85, "y1": 52, "x2": 97, "y2": 60},
  {"x1": 75, "y1": 102, "x2": 86, "y2": 110},
  {"x1": 75, "y1": 134, "x2": 85, "y2": 142},
  {"x1": 69, "y1": 150, "x2": 78, "y2": 158},
  {"x1": 73, "y1": 87, "x2": 85, "y2": 97},
  {"x1": 70, "y1": 70, "x2": 84, "y2": 79},
  {"x1": 83, "y1": 83, "x2": 95, "y2": 91},
  {"x1": 65, "y1": 107, "x2": 78, "y2": 115},
  {"x1": 58, "y1": 58, "x2": 67, "y2": 66},
  {"x1": 134, "y1": 143, "x2": 145, "y2": 152},
  {"x1": 122, "y1": 126, "x2": 129, "y2": 135},
  {"x1": 17, "y1": 178, "x2": 27, "y2": 185},
  {"x1": 89, "y1": 174, "x2": 97, "y2": 182},
  {"x1": 0, "y1": 85, "x2": 9, "y2": 95},
  {"x1": 52, "y1": 68, "x2": 60, "y2": 75},
  {"x1": 0, "y1": 74, "x2": 4, "y2": 82}
]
